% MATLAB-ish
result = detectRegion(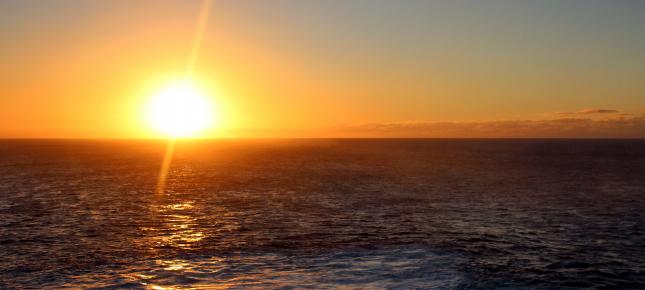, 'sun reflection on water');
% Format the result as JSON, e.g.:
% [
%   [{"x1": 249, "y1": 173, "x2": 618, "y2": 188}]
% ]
[
  {"x1": 138, "y1": 198, "x2": 213, "y2": 289},
  {"x1": 150, "y1": 201, "x2": 205, "y2": 250}
]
